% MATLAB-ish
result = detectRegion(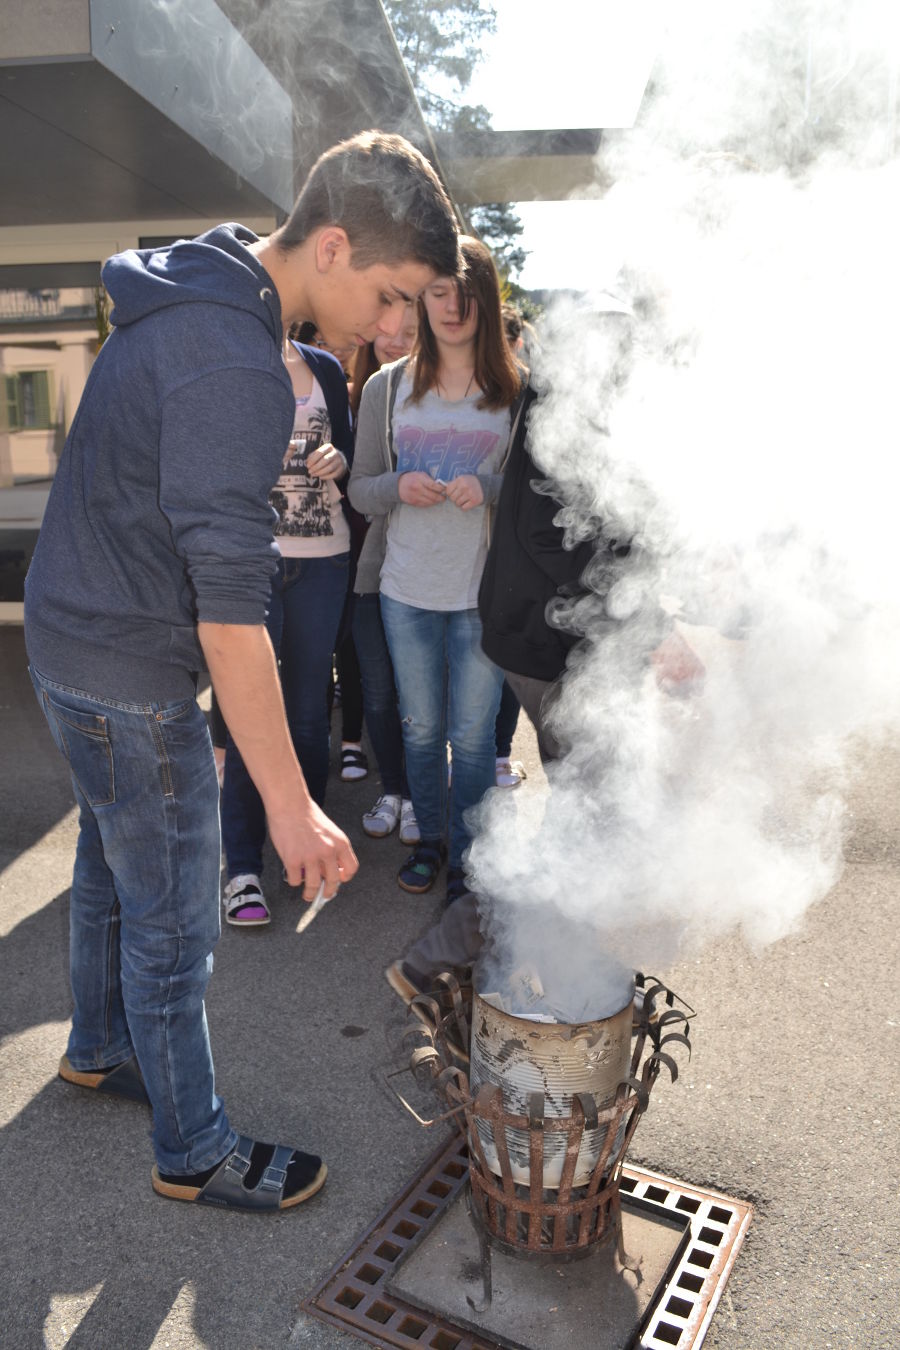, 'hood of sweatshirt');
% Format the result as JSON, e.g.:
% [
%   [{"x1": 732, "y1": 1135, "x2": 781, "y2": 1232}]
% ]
[
  {"x1": 102, "y1": 223, "x2": 282, "y2": 341},
  {"x1": 25, "y1": 223, "x2": 296, "y2": 704}
]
